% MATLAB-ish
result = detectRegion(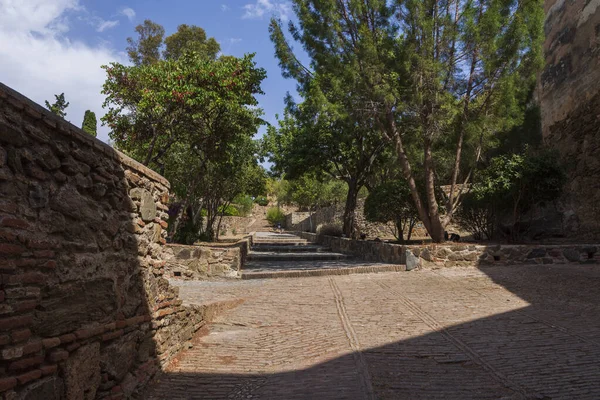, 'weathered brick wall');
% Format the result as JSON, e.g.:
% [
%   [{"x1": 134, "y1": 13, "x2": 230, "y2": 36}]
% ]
[
  {"x1": 540, "y1": 0, "x2": 600, "y2": 237},
  {"x1": 0, "y1": 83, "x2": 207, "y2": 399}
]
